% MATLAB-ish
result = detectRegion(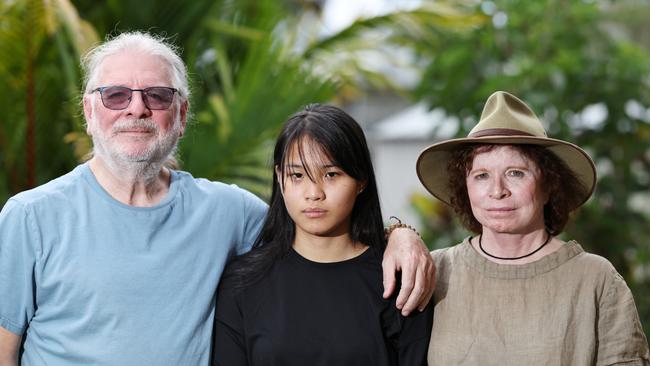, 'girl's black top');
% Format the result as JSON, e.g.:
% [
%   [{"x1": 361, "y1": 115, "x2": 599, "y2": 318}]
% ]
[{"x1": 212, "y1": 246, "x2": 433, "y2": 366}]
